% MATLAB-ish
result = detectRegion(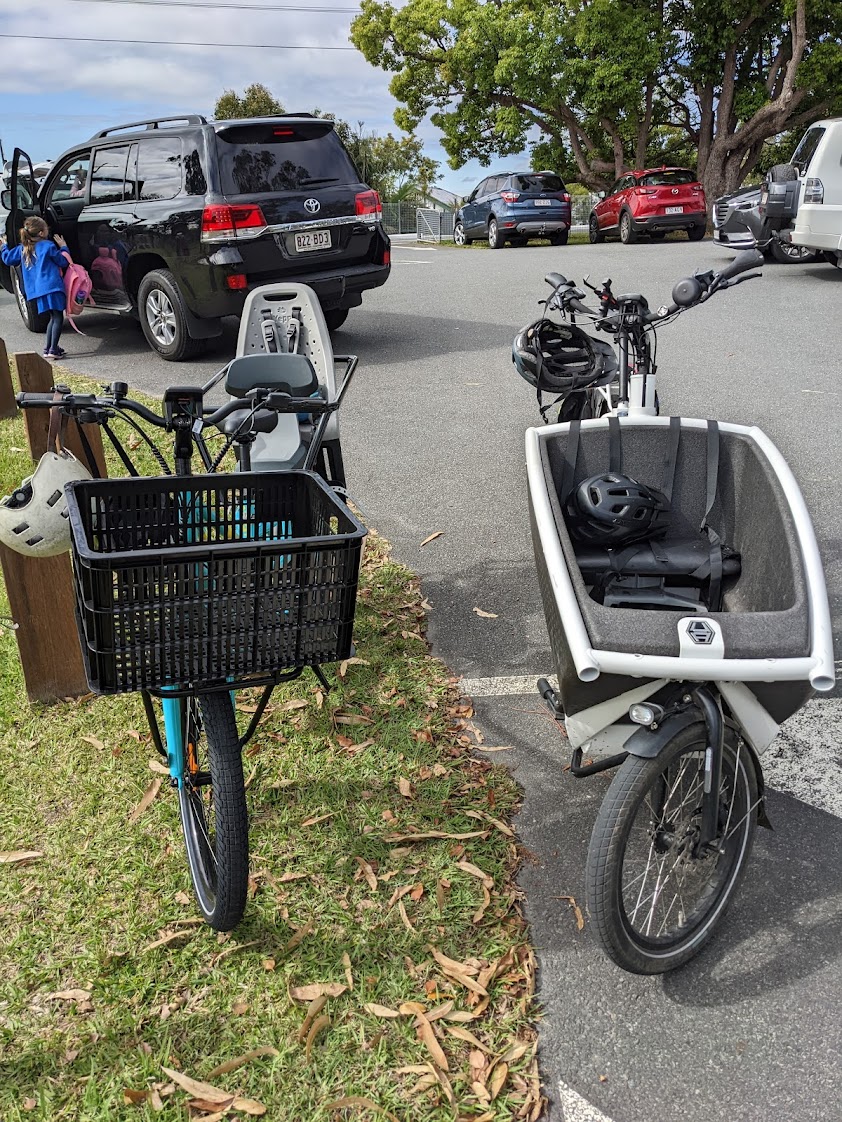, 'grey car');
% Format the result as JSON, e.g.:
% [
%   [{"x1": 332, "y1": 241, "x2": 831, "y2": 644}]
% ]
[{"x1": 712, "y1": 184, "x2": 817, "y2": 263}]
